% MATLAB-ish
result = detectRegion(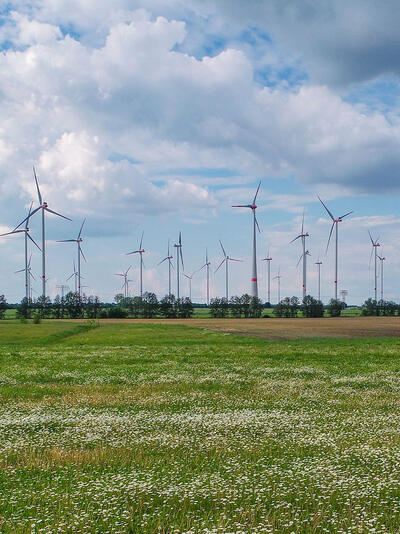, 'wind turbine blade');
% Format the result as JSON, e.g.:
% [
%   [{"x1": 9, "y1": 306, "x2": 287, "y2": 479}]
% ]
[
  {"x1": 368, "y1": 230, "x2": 374, "y2": 245},
  {"x1": 14, "y1": 206, "x2": 42, "y2": 230},
  {"x1": 67, "y1": 273, "x2": 74, "y2": 281},
  {"x1": 198, "y1": 263, "x2": 207, "y2": 271},
  {"x1": 158, "y1": 257, "x2": 168, "y2": 266},
  {"x1": 15, "y1": 268, "x2": 25, "y2": 273},
  {"x1": 25, "y1": 201, "x2": 34, "y2": 230},
  {"x1": 296, "y1": 254, "x2": 303, "y2": 268},
  {"x1": 79, "y1": 246, "x2": 87, "y2": 263},
  {"x1": 183, "y1": 273, "x2": 190, "y2": 279},
  {"x1": 301, "y1": 210, "x2": 304, "y2": 235},
  {"x1": 126, "y1": 265, "x2": 132, "y2": 275},
  {"x1": 229, "y1": 258, "x2": 243, "y2": 262},
  {"x1": 33, "y1": 166, "x2": 42, "y2": 205},
  {"x1": 232, "y1": 204, "x2": 251, "y2": 208},
  {"x1": 255, "y1": 215, "x2": 261, "y2": 234},
  {"x1": 126, "y1": 250, "x2": 140, "y2": 255},
  {"x1": 215, "y1": 259, "x2": 226, "y2": 273},
  {"x1": 369, "y1": 246, "x2": 374, "y2": 266},
  {"x1": 253, "y1": 180, "x2": 261, "y2": 204},
  {"x1": 179, "y1": 231, "x2": 182, "y2": 246},
  {"x1": 28, "y1": 253, "x2": 32, "y2": 268},
  {"x1": 27, "y1": 233, "x2": 41, "y2": 251},
  {"x1": 45, "y1": 207, "x2": 72, "y2": 221},
  {"x1": 290, "y1": 234, "x2": 302, "y2": 244},
  {"x1": 114, "y1": 273, "x2": 124, "y2": 277},
  {"x1": 318, "y1": 196, "x2": 335, "y2": 221},
  {"x1": 57, "y1": 239, "x2": 76, "y2": 243},
  {"x1": 139, "y1": 231, "x2": 144, "y2": 250},
  {"x1": 29, "y1": 271, "x2": 36, "y2": 281},
  {"x1": 77, "y1": 218, "x2": 86, "y2": 239},
  {"x1": 168, "y1": 239, "x2": 170, "y2": 257},
  {"x1": 339, "y1": 210, "x2": 353, "y2": 220},
  {"x1": 0, "y1": 230, "x2": 25, "y2": 237},
  {"x1": 219, "y1": 239, "x2": 227, "y2": 258},
  {"x1": 180, "y1": 248, "x2": 184, "y2": 270},
  {"x1": 326, "y1": 222, "x2": 335, "y2": 253},
  {"x1": 169, "y1": 259, "x2": 175, "y2": 270}
]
